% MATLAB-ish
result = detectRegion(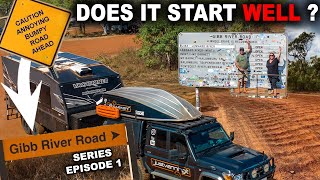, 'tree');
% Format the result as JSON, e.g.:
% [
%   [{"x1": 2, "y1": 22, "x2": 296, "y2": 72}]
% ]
[
  {"x1": 288, "y1": 32, "x2": 317, "y2": 91},
  {"x1": 288, "y1": 32, "x2": 315, "y2": 61},
  {"x1": 0, "y1": 0, "x2": 12, "y2": 15},
  {"x1": 136, "y1": 0, "x2": 283, "y2": 70},
  {"x1": 137, "y1": 20, "x2": 220, "y2": 70},
  {"x1": 42, "y1": 0, "x2": 74, "y2": 10},
  {"x1": 42, "y1": 0, "x2": 89, "y2": 34}
]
